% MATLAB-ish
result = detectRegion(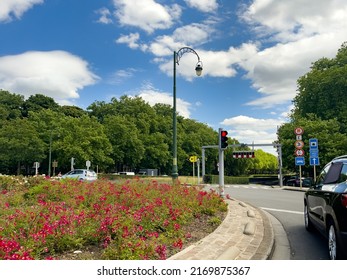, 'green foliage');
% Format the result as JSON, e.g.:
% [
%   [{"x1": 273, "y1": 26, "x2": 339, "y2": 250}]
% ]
[
  {"x1": 0, "y1": 118, "x2": 46, "y2": 174},
  {"x1": 208, "y1": 217, "x2": 222, "y2": 227},
  {"x1": 203, "y1": 175, "x2": 249, "y2": 184},
  {"x1": 278, "y1": 116, "x2": 347, "y2": 174},
  {"x1": 22, "y1": 94, "x2": 60, "y2": 117},
  {"x1": 278, "y1": 42, "x2": 347, "y2": 174},
  {"x1": 0, "y1": 90, "x2": 24, "y2": 120},
  {"x1": 0, "y1": 90, "x2": 277, "y2": 176},
  {"x1": 293, "y1": 42, "x2": 347, "y2": 132}
]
